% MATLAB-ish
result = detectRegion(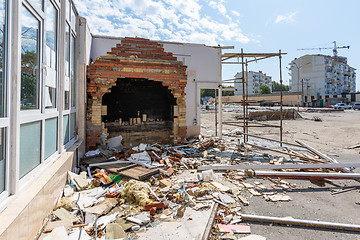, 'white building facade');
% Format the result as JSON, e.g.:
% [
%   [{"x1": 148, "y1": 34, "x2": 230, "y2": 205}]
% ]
[
  {"x1": 289, "y1": 54, "x2": 356, "y2": 96},
  {"x1": 234, "y1": 71, "x2": 272, "y2": 95}
]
